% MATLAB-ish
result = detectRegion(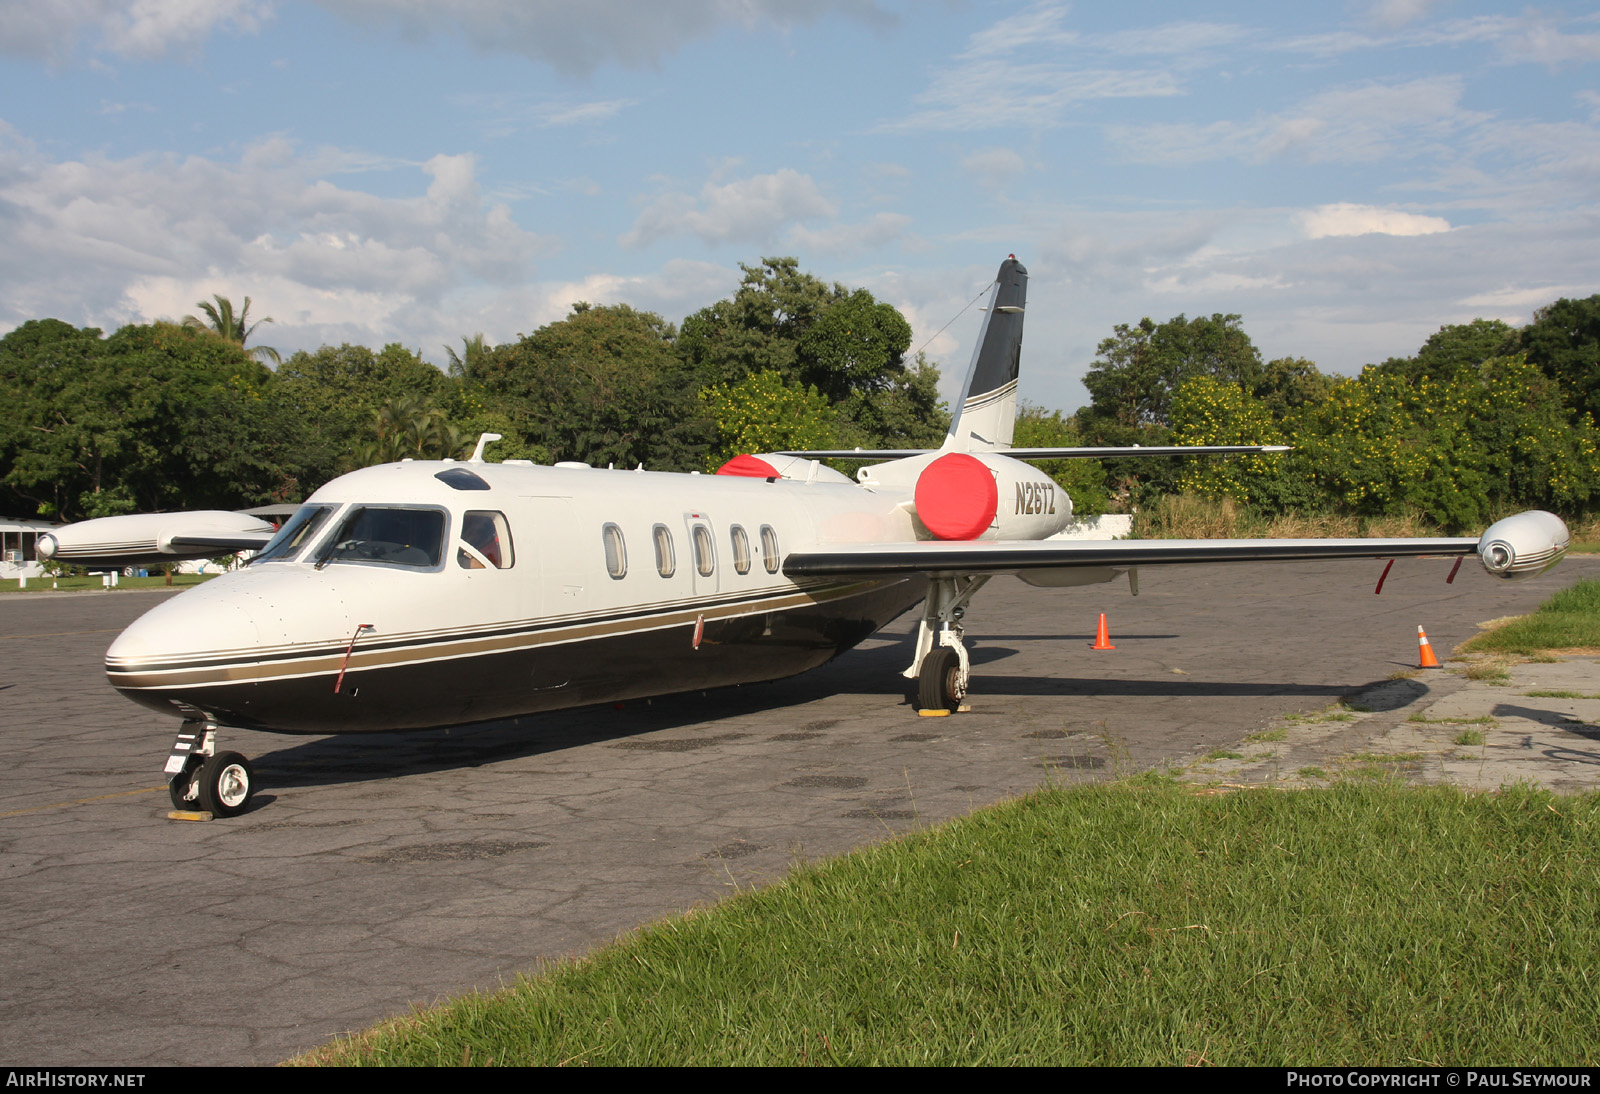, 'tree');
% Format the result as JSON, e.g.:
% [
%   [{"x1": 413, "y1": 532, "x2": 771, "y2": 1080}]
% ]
[
  {"x1": 354, "y1": 394, "x2": 464, "y2": 465},
  {"x1": 678, "y1": 257, "x2": 938, "y2": 450},
  {"x1": 1374, "y1": 319, "x2": 1518, "y2": 384},
  {"x1": 183, "y1": 295, "x2": 281, "y2": 365},
  {"x1": 275, "y1": 343, "x2": 451, "y2": 481},
  {"x1": 1080, "y1": 313, "x2": 1264, "y2": 430},
  {"x1": 470, "y1": 304, "x2": 710, "y2": 472},
  {"x1": 1521, "y1": 295, "x2": 1600, "y2": 421},
  {"x1": 0, "y1": 320, "x2": 309, "y2": 520},
  {"x1": 700, "y1": 371, "x2": 835, "y2": 470},
  {"x1": 1011, "y1": 402, "x2": 1109, "y2": 516}
]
